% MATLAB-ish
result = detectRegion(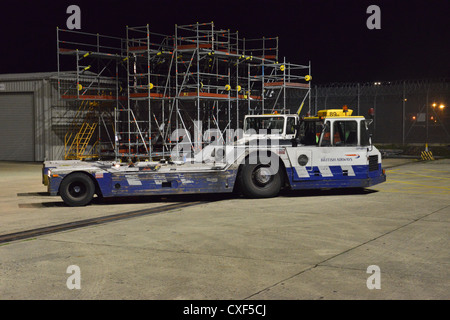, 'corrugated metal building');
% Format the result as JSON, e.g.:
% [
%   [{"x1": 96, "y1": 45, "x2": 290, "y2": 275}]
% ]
[{"x1": 0, "y1": 72, "x2": 67, "y2": 162}]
